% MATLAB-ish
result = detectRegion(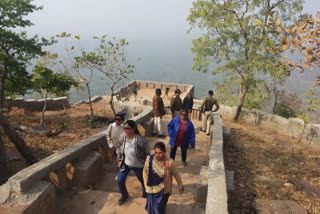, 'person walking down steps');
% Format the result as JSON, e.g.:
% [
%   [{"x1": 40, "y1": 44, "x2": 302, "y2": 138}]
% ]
[{"x1": 170, "y1": 89, "x2": 183, "y2": 119}]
